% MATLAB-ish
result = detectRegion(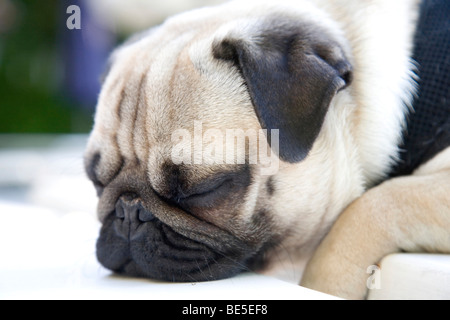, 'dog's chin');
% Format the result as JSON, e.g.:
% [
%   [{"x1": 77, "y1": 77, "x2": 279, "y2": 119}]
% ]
[{"x1": 96, "y1": 213, "x2": 258, "y2": 282}]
